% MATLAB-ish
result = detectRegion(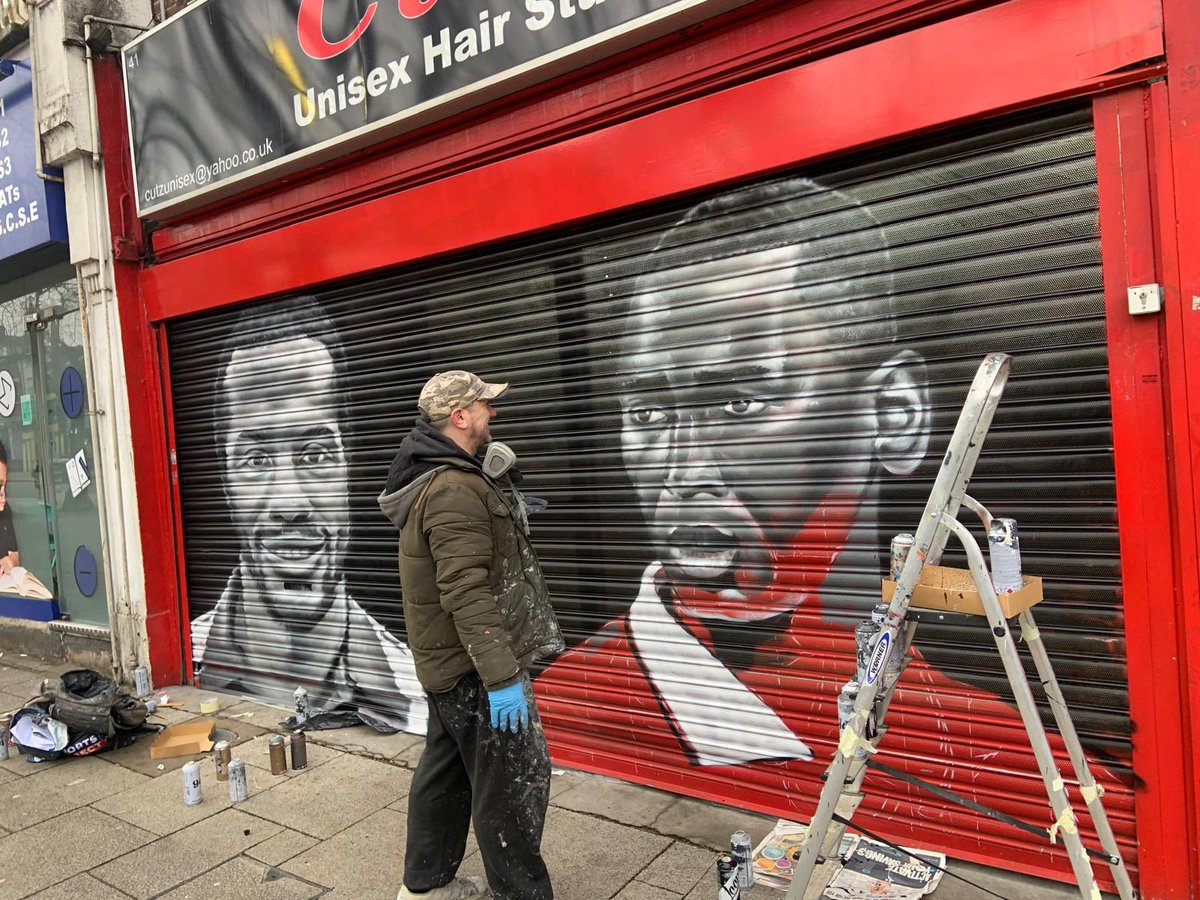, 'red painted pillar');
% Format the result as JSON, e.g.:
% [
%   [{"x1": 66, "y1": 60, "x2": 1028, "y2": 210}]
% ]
[
  {"x1": 93, "y1": 55, "x2": 185, "y2": 686},
  {"x1": 1160, "y1": 0, "x2": 1200, "y2": 891}
]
